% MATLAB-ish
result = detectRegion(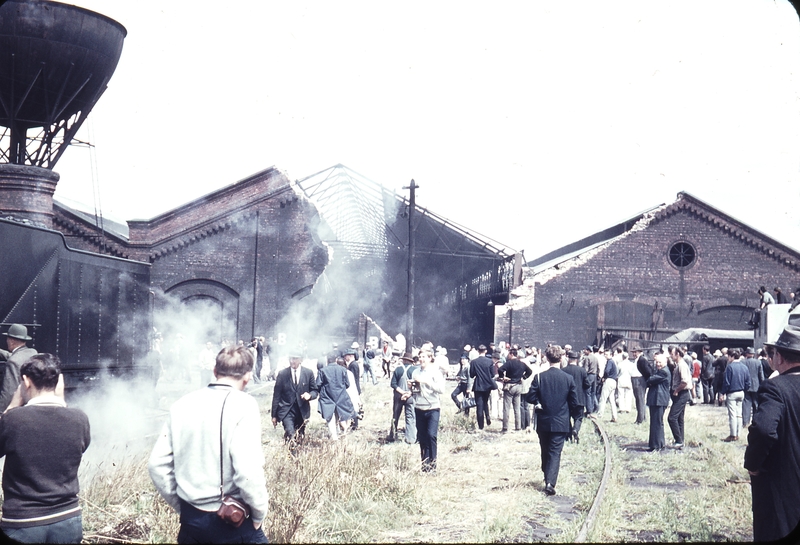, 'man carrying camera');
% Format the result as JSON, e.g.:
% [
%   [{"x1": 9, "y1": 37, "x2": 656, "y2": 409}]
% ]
[{"x1": 149, "y1": 345, "x2": 269, "y2": 543}]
